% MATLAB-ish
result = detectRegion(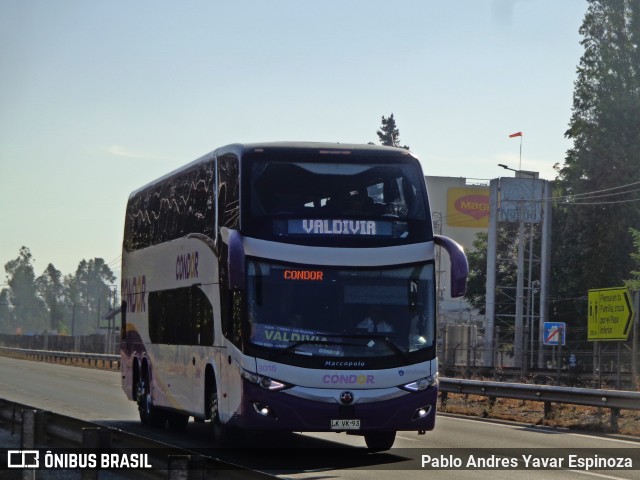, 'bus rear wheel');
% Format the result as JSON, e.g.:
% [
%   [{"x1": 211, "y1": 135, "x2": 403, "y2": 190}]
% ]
[
  {"x1": 364, "y1": 431, "x2": 396, "y2": 452},
  {"x1": 136, "y1": 377, "x2": 165, "y2": 427}
]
